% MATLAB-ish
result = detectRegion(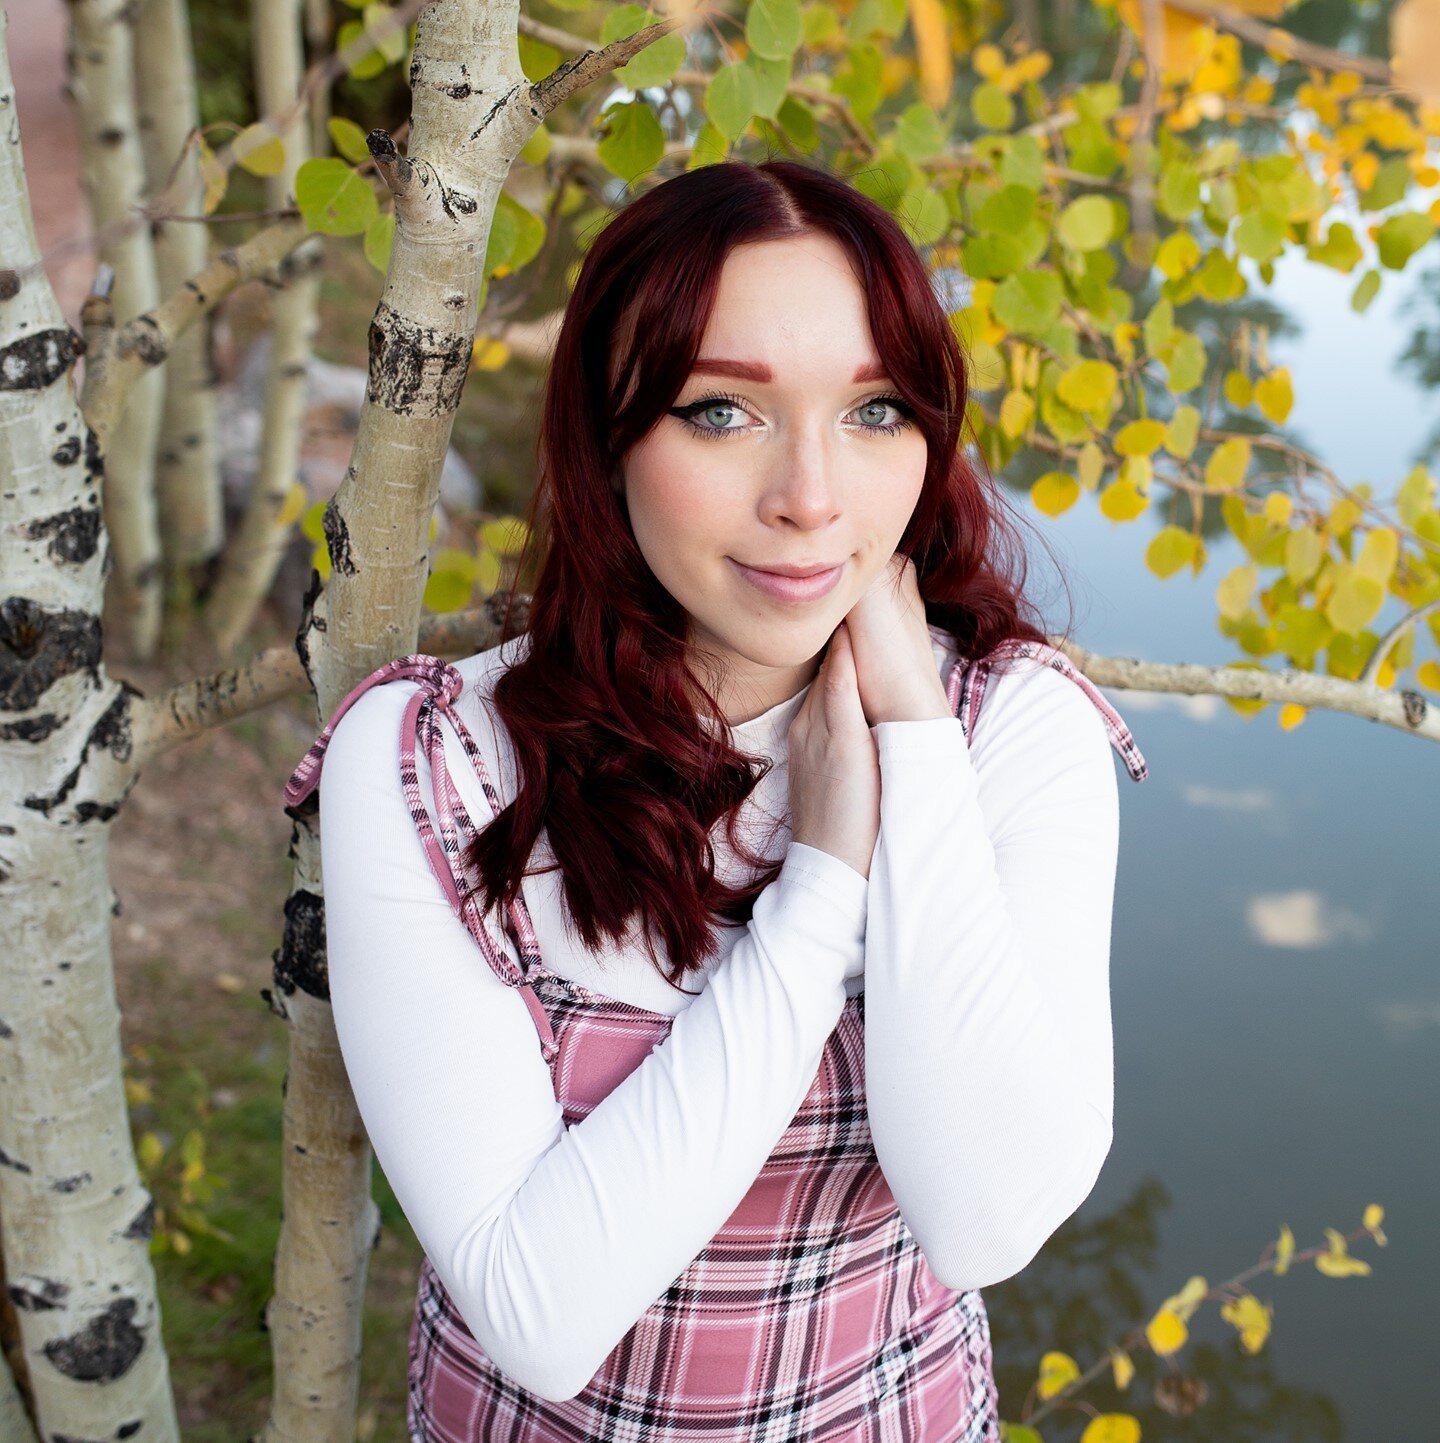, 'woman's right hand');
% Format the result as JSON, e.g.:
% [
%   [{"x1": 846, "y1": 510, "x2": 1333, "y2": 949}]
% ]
[{"x1": 786, "y1": 621, "x2": 881, "y2": 881}]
